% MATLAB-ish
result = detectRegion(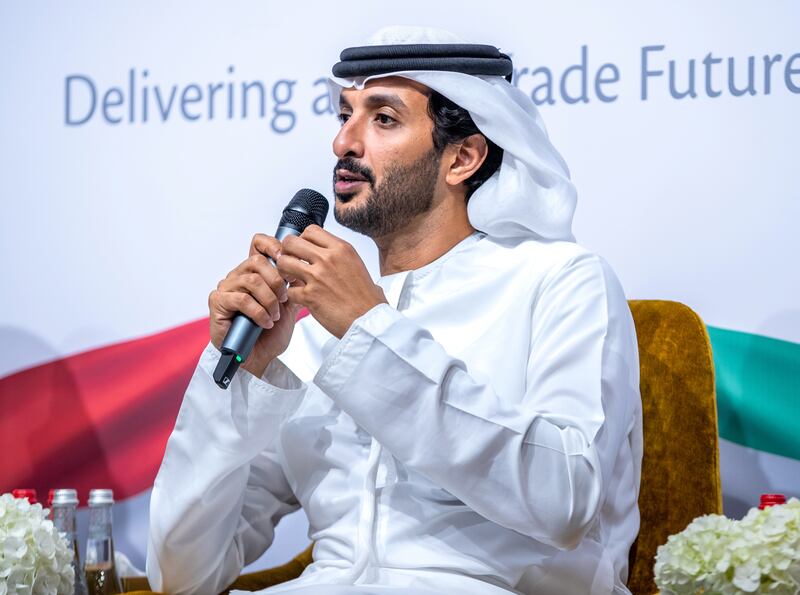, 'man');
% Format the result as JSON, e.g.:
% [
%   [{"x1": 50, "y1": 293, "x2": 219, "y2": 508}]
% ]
[{"x1": 147, "y1": 26, "x2": 642, "y2": 595}]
